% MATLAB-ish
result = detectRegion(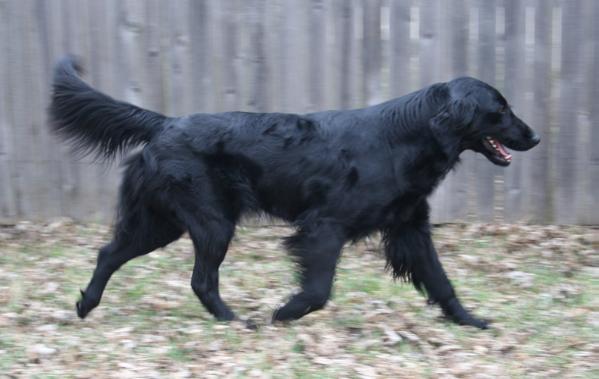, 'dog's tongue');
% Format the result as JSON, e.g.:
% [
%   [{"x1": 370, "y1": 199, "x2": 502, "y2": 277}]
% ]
[
  {"x1": 495, "y1": 140, "x2": 509, "y2": 158},
  {"x1": 490, "y1": 138, "x2": 510, "y2": 159}
]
